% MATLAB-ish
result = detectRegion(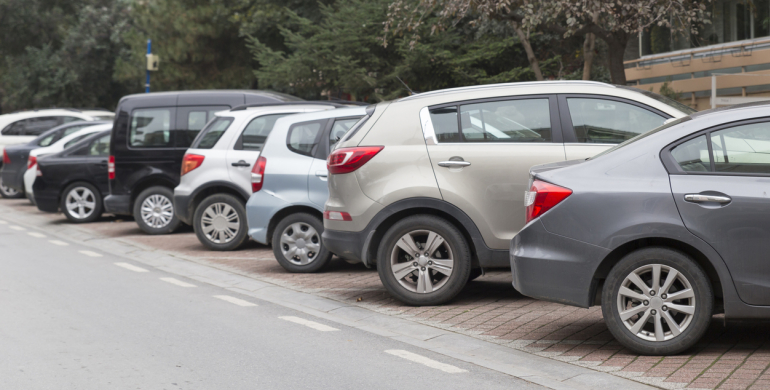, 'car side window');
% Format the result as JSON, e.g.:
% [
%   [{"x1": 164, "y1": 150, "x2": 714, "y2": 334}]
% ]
[
  {"x1": 61, "y1": 124, "x2": 90, "y2": 138},
  {"x1": 711, "y1": 123, "x2": 770, "y2": 174},
  {"x1": 64, "y1": 133, "x2": 94, "y2": 149},
  {"x1": 567, "y1": 98, "x2": 666, "y2": 144},
  {"x1": 460, "y1": 99, "x2": 551, "y2": 142},
  {"x1": 671, "y1": 135, "x2": 710, "y2": 172},
  {"x1": 88, "y1": 134, "x2": 111, "y2": 156},
  {"x1": 428, "y1": 107, "x2": 462, "y2": 143},
  {"x1": 287, "y1": 121, "x2": 323, "y2": 157},
  {"x1": 129, "y1": 108, "x2": 172, "y2": 148},
  {"x1": 236, "y1": 113, "x2": 291, "y2": 151},
  {"x1": 329, "y1": 118, "x2": 362, "y2": 148},
  {"x1": 38, "y1": 133, "x2": 58, "y2": 146},
  {"x1": 191, "y1": 117, "x2": 233, "y2": 149},
  {"x1": 25, "y1": 117, "x2": 68, "y2": 136}
]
